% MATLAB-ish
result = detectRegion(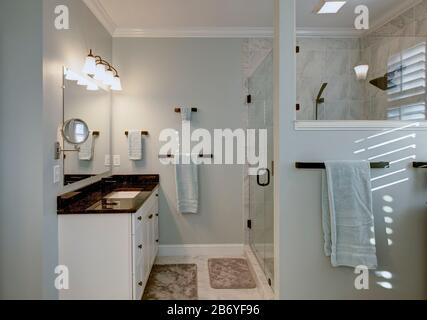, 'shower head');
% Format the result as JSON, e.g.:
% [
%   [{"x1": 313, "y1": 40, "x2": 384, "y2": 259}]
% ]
[
  {"x1": 369, "y1": 74, "x2": 388, "y2": 91},
  {"x1": 316, "y1": 83, "x2": 328, "y2": 103},
  {"x1": 315, "y1": 83, "x2": 328, "y2": 120}
]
